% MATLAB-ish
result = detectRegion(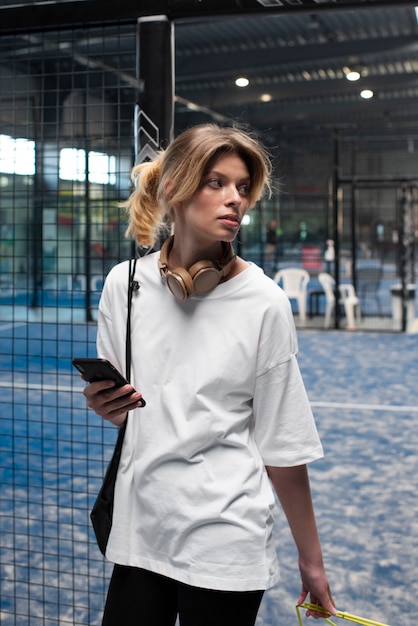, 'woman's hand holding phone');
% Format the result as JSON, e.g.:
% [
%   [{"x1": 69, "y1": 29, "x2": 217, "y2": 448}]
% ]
[
  {"x1": 72, "y1": 358, "x2": 146, "y2": 427},
  {"x1": 82, "y1": 379, "x2": 144, "y2": 427}
]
